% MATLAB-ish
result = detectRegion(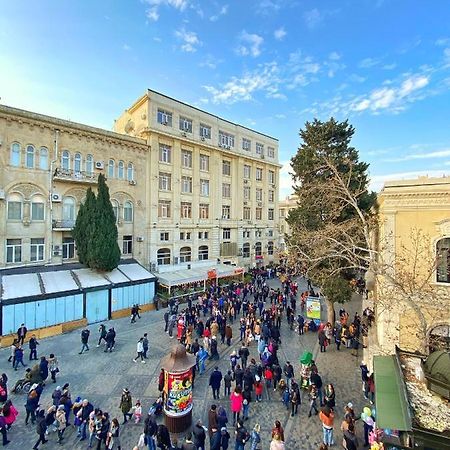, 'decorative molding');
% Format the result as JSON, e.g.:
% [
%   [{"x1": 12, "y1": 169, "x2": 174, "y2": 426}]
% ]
[
  {"x1": 64, "y1": 188, "x2": 87, "y2": 203},
  {"x1": 10, "y1": 183, "x2": 44, "y2": 200}
]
